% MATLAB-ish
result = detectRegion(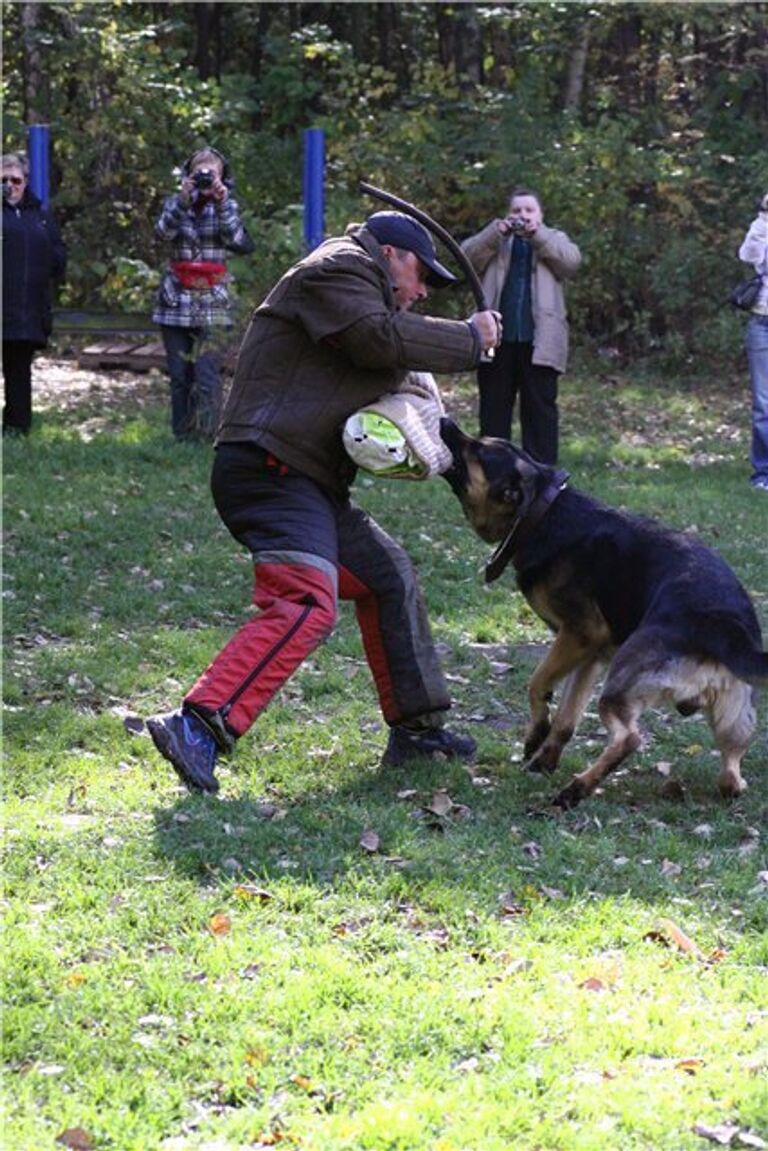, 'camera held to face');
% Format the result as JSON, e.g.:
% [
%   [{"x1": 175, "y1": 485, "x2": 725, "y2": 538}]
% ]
[
  {"x1": 193, "y1": 169, "x2": 215, "y2": 190},
  {"x1": 507, "y1": 217, "x2": 528, "y2": 235},
  {"x1": 2, "y1": 181, "x2": 12, "y2": 202}
]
